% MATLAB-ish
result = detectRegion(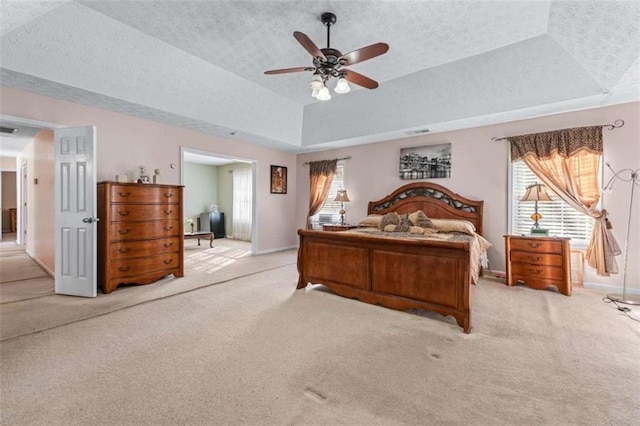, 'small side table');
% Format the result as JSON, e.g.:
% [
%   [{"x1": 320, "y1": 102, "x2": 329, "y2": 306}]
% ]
[
  {"x1": 322, "y1": 224, "x2": 357, "y2": 232},
  {"x1": 184, "y1": 232, "x2": 214, "y2": 248},
  {"x1": 504, "y1": 234, "x2": 572, "y2": 296}
]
